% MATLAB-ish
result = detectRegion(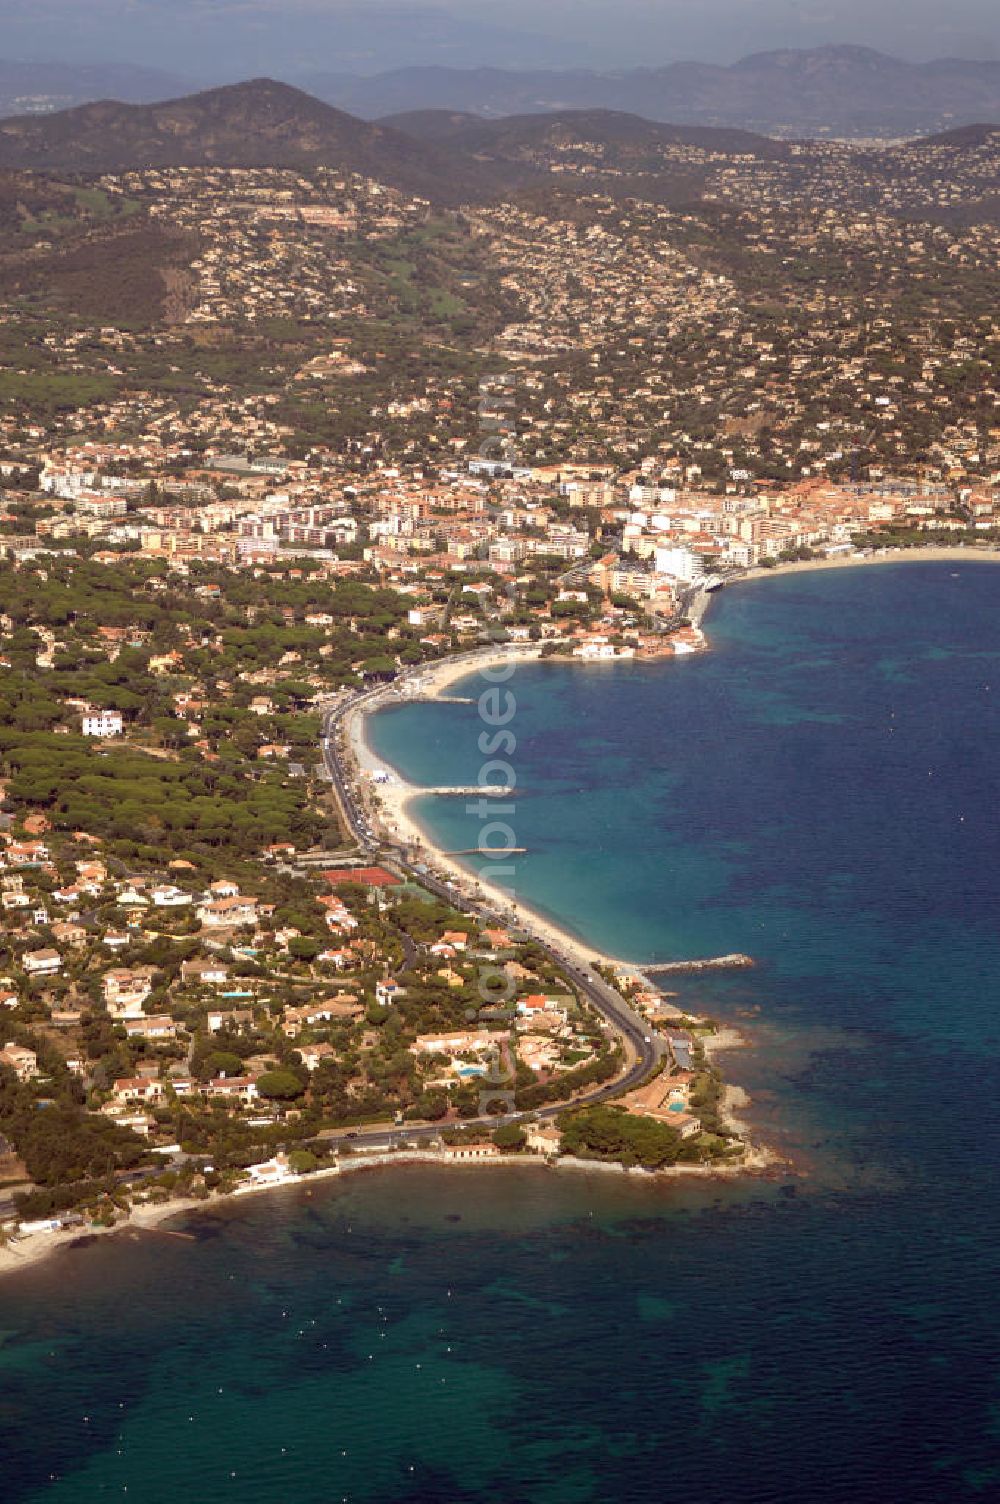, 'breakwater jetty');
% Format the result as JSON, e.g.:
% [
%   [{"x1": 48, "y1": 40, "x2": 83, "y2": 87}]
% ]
[
  {"x1": 445, "y1": 847, "x2": 528, "y2": 856},
  {"x1": 416, "y1": 785, "x2": 514, "y2": 798},
  {"x1": 643, "y1": 953, "x2": 755, "y2": 975},
  {"x1": 398, "y1": 694, "x2": 475, "y2": 705}
]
